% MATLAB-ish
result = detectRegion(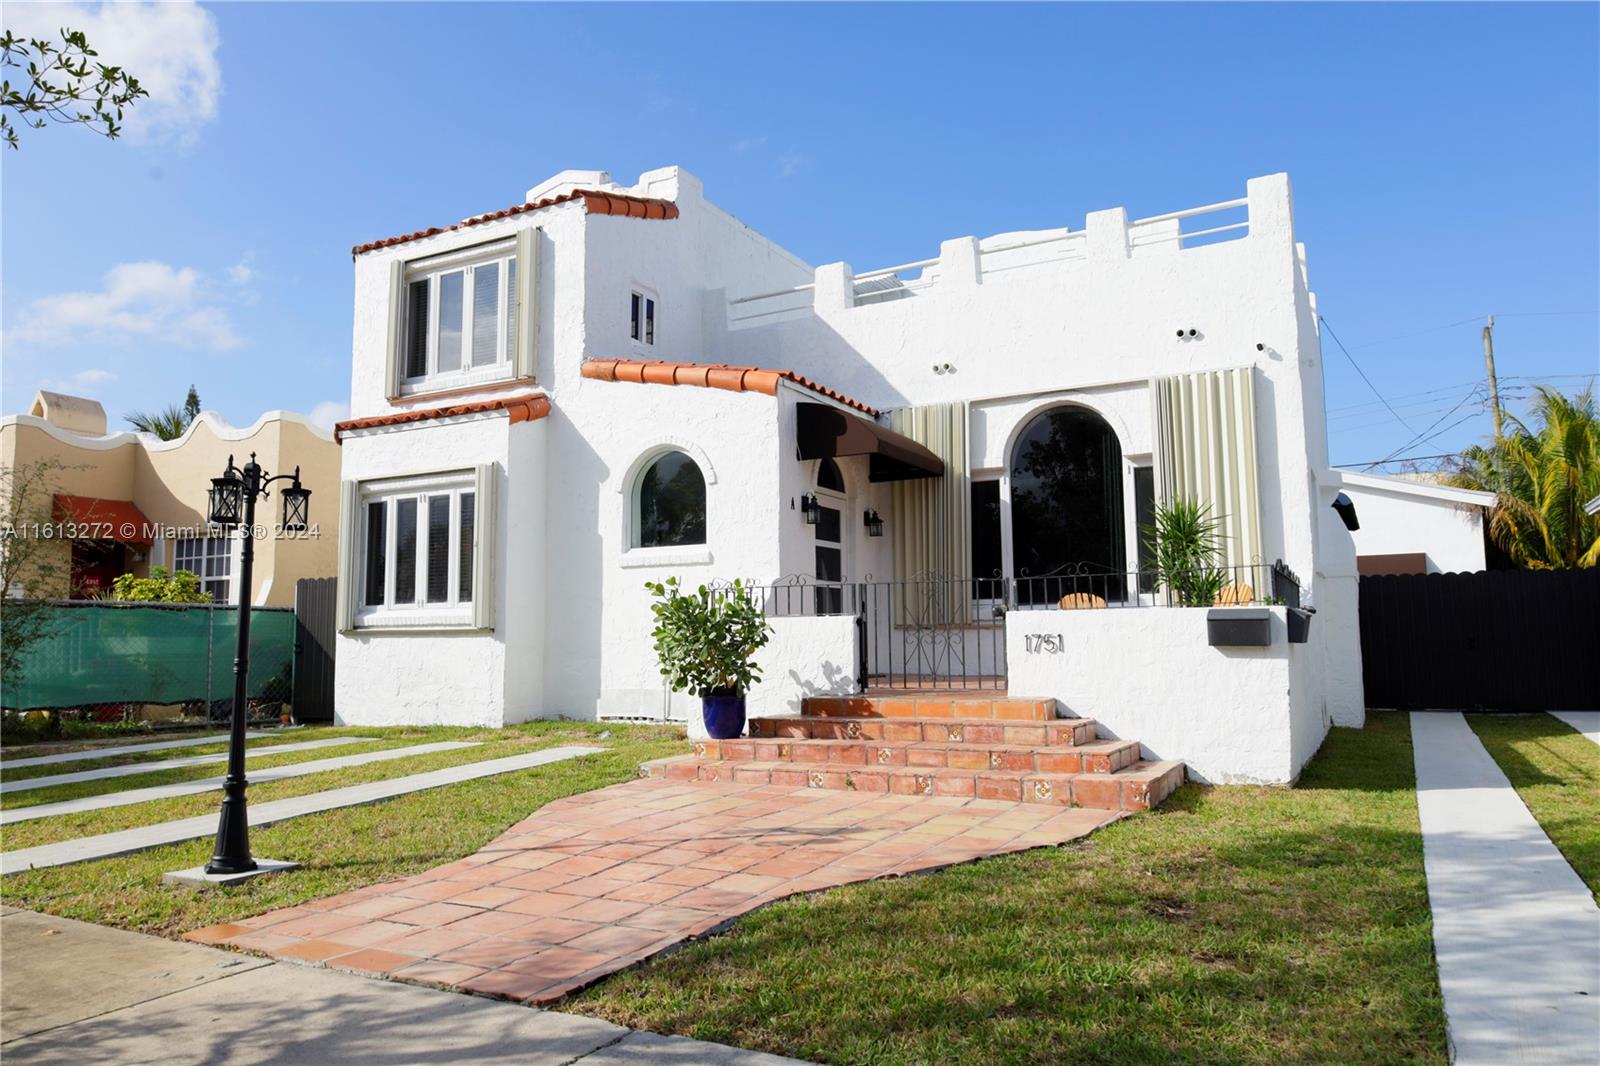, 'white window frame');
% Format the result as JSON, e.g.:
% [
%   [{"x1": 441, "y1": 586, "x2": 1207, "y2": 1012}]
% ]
[
  {"x1": 629, "y1": 287, "x2": 657, "y2": 348},
  {"x1": 172, "y1": 534, "x2": 234, "y2": 603},
  {"x1": 400, "y1": 240, "x2": 517, "y2": 395},
  {"x1": 356, "y1": 470, "x2": 477, "y2": 629}
]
